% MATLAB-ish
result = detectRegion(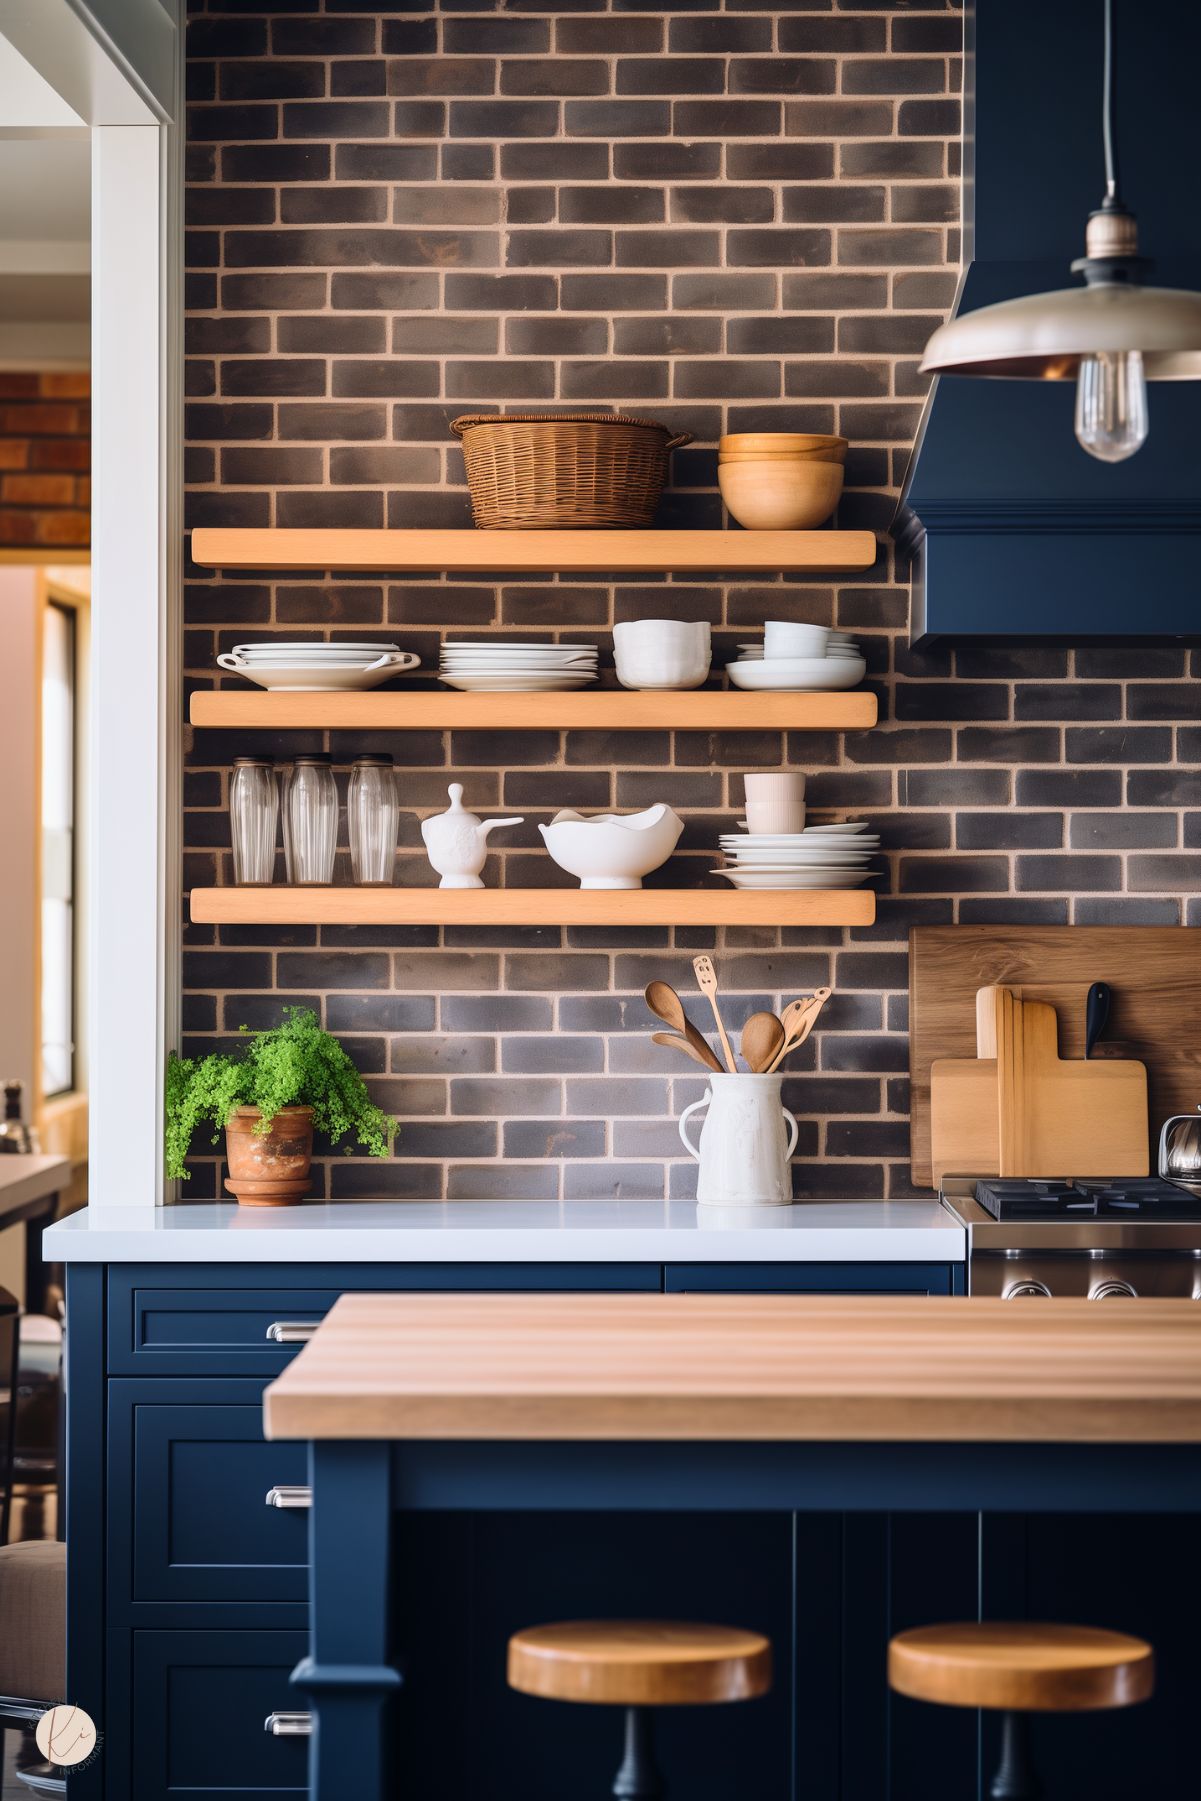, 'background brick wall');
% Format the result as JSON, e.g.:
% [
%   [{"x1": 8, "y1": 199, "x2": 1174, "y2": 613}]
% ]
[
  {"x1": 182, "y1": 0, "x2": 1201, "y2": 1203},
  {"x1": 0, "y1": 373, "x2": 90, "y2": 550}
]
